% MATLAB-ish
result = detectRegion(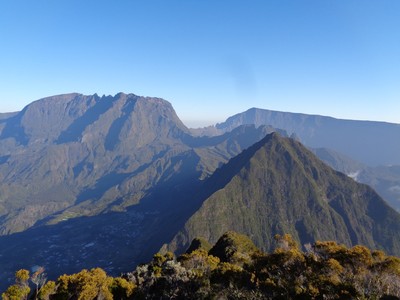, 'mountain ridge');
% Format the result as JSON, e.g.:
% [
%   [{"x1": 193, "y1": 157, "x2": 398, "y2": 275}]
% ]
[
  {"x1": 212, "y1": 107, "x2": 400, "y2": 166},
  {"x1": 167, "y1": 132, "x2": 400, "y2": 256},
  {"x1": 220, "y1": 107, "x2": 400, "y2": 127}
]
